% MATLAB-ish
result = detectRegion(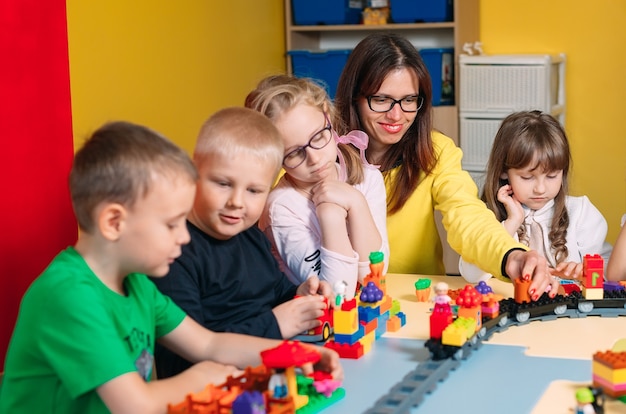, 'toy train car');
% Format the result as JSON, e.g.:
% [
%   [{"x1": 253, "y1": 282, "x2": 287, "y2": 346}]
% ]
[{"x1": 427, "y1": 283, "x2": 626, "y2": 361}]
